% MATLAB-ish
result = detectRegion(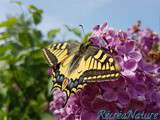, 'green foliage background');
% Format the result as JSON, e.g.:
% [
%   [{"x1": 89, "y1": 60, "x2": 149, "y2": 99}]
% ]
[
  {"x1": 0, "y1": 3, "x2": 57, "y2": 120},
  {"x1": 0, "y1": 2, "x2": 92, "y2": 120}
]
